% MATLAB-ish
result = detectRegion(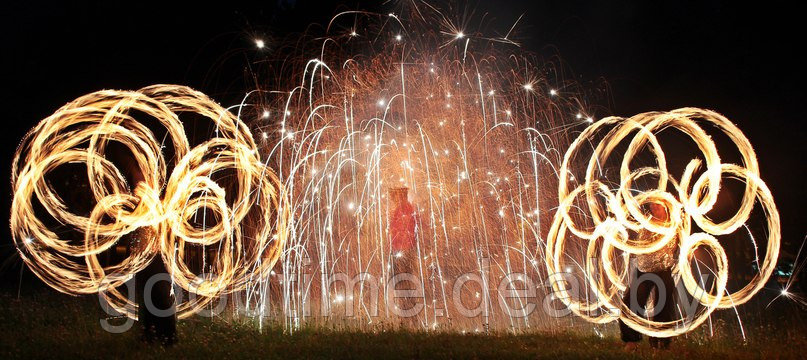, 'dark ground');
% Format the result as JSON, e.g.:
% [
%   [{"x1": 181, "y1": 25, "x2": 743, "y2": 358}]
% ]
[{"x1": 1, "y1": 288, "x2": 805, "y2": 359}]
